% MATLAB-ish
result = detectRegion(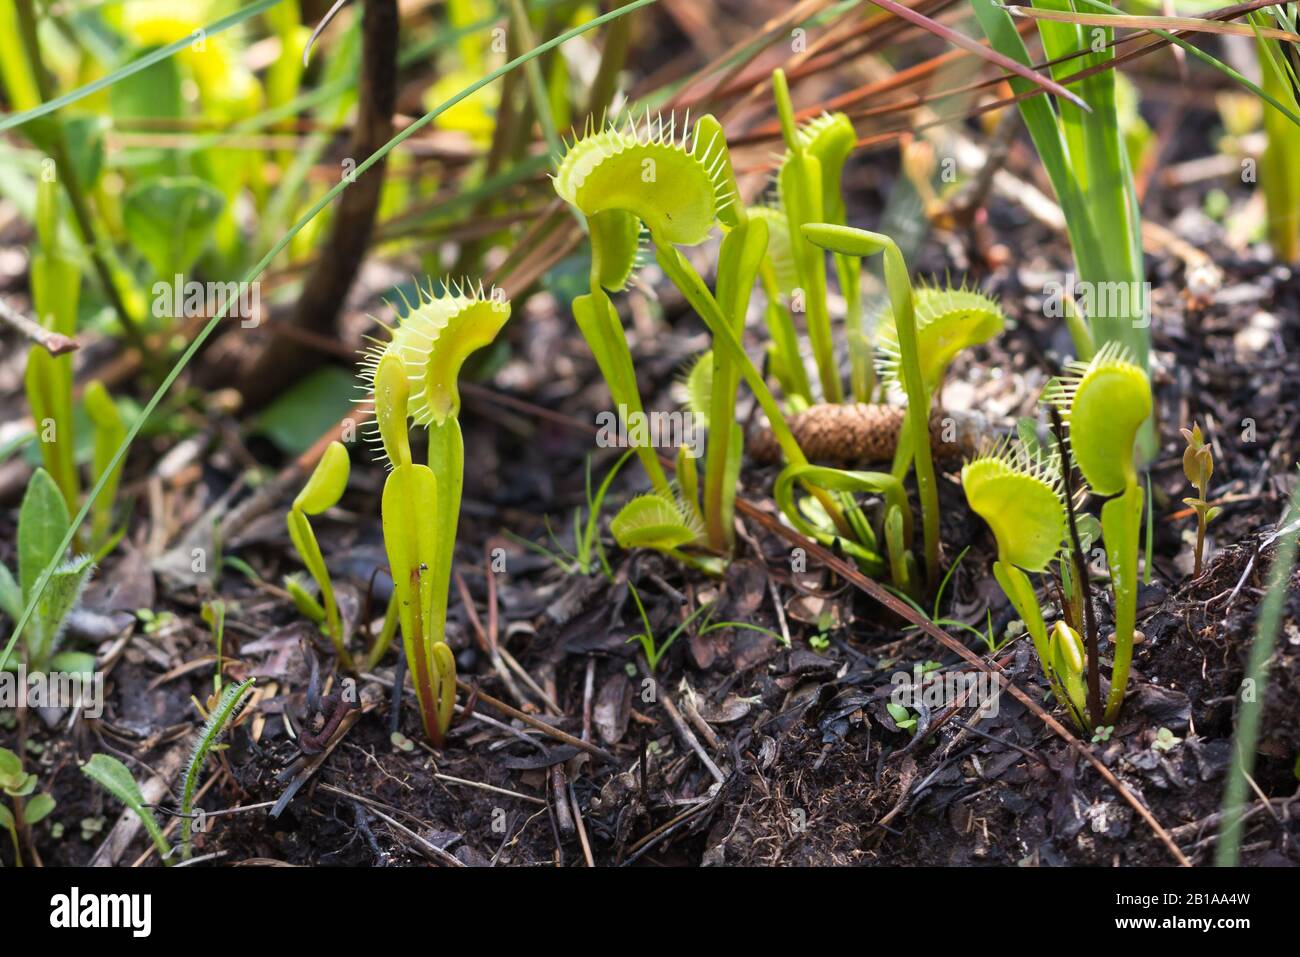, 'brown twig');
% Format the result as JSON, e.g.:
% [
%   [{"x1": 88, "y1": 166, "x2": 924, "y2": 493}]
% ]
[{"x1": 0, "y1": 295, "x2": 78, "y2": 355}]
